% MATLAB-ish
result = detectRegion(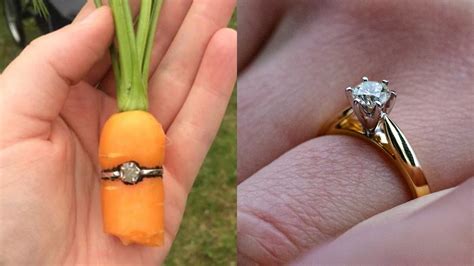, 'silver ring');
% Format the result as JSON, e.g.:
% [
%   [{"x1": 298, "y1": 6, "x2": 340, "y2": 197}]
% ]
[{"x1": 101, "y1": 161, "x2": 163, "y2": 185}]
